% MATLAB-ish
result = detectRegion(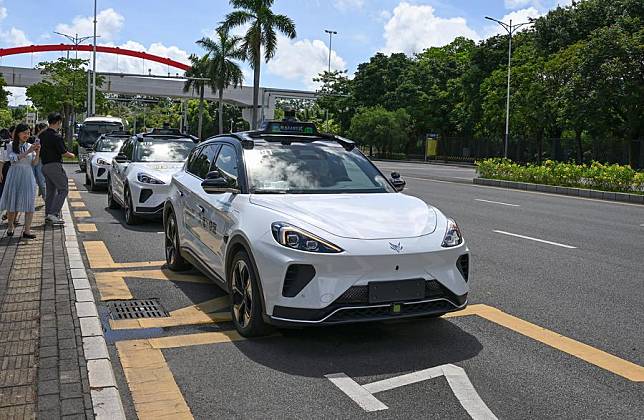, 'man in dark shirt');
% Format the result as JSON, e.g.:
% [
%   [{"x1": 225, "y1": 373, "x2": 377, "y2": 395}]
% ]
[{"x1": 41, "y1": 113, "x2": 75, "y2": 224}]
